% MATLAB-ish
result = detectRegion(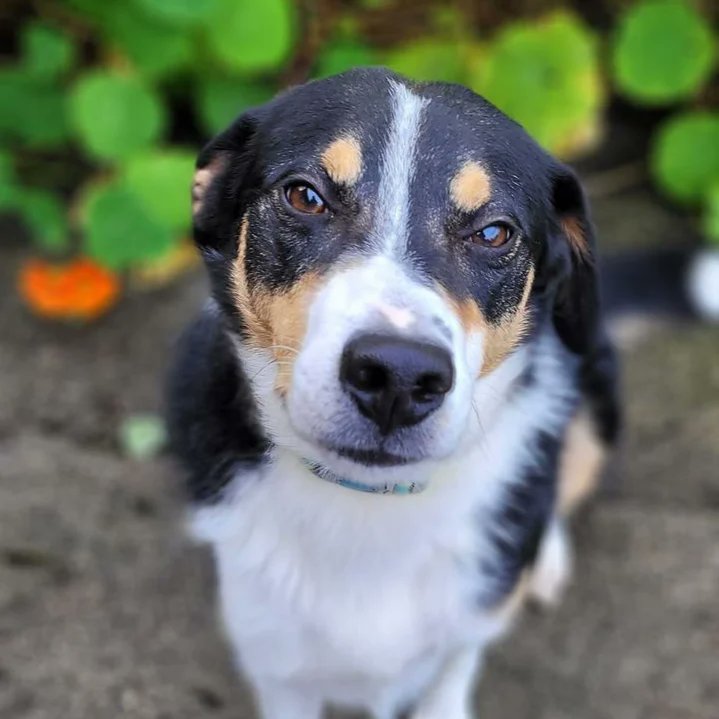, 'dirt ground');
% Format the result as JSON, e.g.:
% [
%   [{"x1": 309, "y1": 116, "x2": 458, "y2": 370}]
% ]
[{"x1": 1, "y1": 186, "x2": 718, "y2": 719}]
